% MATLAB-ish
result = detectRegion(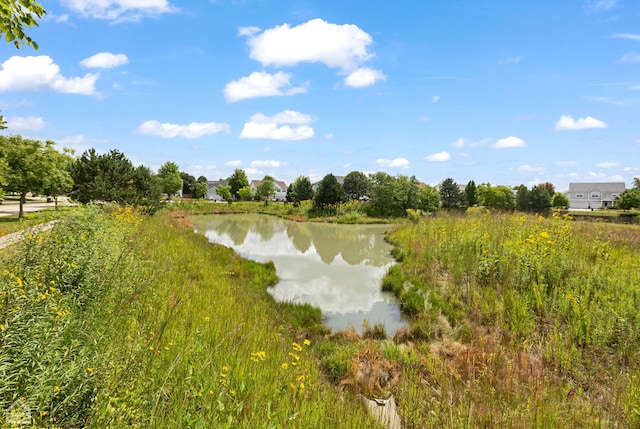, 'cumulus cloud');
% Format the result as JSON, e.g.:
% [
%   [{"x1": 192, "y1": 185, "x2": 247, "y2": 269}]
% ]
[
  {"x1": 223, "y1": 71, "x2": 307, "y2": 102},
  {"x1": 492, "y1": 136, "x2": 526, "y2": 149},
  {"x1": 81, "y1": 52, "x2": 128, "y2": 69},
  {"x1": 240, "y1": 110, "x2": 315, "y2": 141},
  {"x1": 61, "y1": 134, "x2": 85, "y2": 145},
  {"x1": 377, "y1": 157, "x2": 409, "y2": 168},
  {"x1": 596, "y1": 161, "x2": 620, "y2": 168},
  {"x1": 618, "y1": 52, "x2": 640, "y2": 63},
  {"x1": 7, "y1": 116, "x2": 44, "y2": 130},
  {"x1": 0, "y1": 56, "x2": 98, "y2": 95},
  {"x1": 554, "y1": 115, "x2": 607, "y2": 130},
  {"x1": 137, "y1": 120, "x2": 230, "y2": 139},
  {"x1": 225, "y1": 160, "x2": 242, "y2": 167},
  {"x1": 432, "y1": 95, "x2": 440, "y2": 103},
  {"x1": 61, "y1": 0, "x2": 177, "y2": 21},
  {"x1": 250, "y1": 160, "x2": 285, "y2": 168},
  {"x1": 424, "y1": 151, "x2": 451, "y2": 162},
  {"x1": 245, "y1": 18, "x2": 373, "y2": 70},
  {"x1": 344, "y1": 67, "x2": 386, "y2": 87}
]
